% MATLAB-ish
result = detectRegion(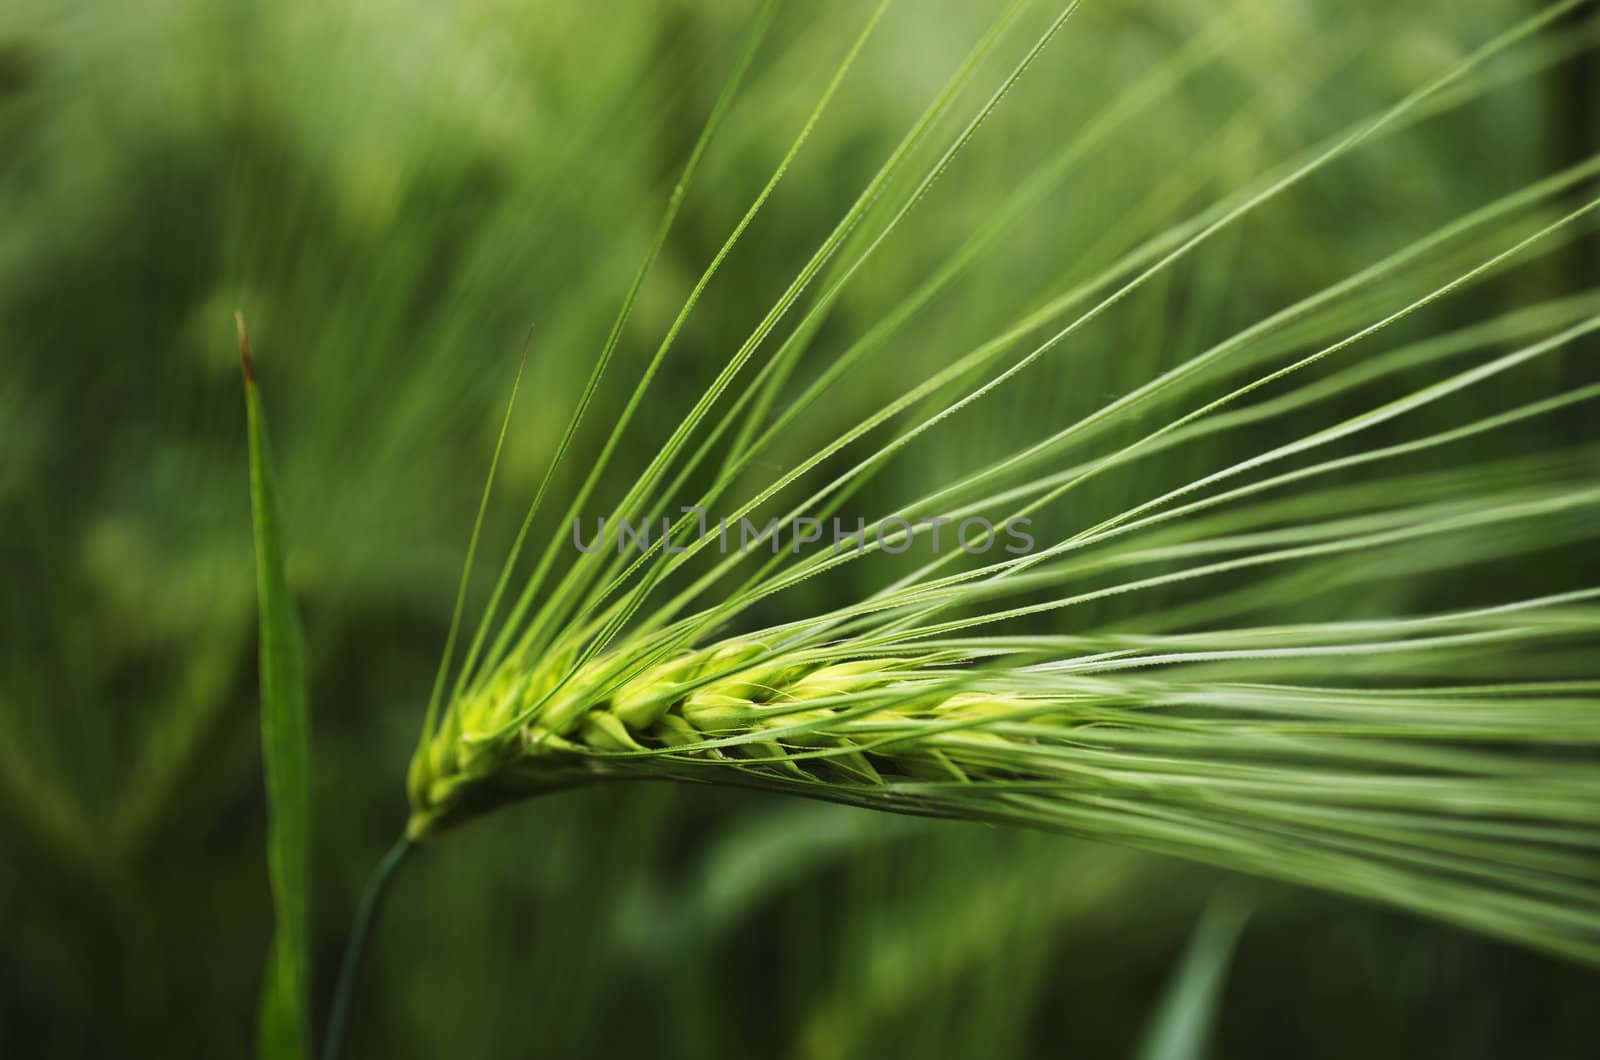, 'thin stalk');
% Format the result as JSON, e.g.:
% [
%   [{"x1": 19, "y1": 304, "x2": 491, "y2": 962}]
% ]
[{"x1": 323, "y1": 836, "x2": 413, "y2": 1060}]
